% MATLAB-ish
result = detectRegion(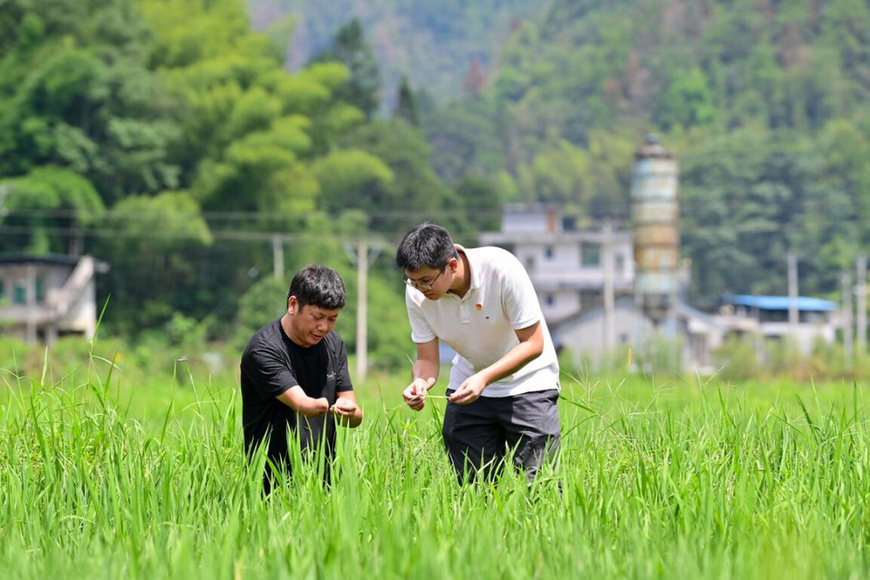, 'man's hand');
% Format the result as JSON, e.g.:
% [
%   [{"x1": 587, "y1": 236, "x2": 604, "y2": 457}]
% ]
[
  {"x1": 403, "y1": 377, "x2": 435, "y2": 411},
  {"x1": 329, "y1": 397, "x2": 360, "y2": 426},
  {"x1": 448, "y1": 374, "x2": 488, "y2": 405}
]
